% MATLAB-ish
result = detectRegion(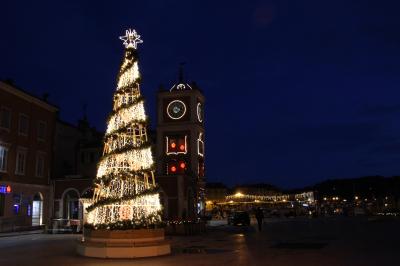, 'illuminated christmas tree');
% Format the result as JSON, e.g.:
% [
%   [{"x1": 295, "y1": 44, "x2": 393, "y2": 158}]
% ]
[{"x1": 85, "y1": 29, "x2": 162, "y2": 230}]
